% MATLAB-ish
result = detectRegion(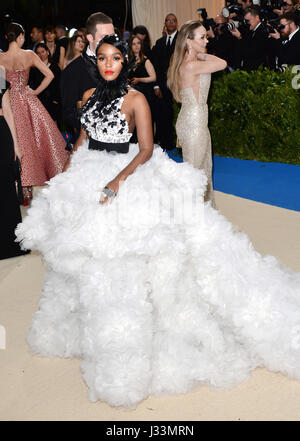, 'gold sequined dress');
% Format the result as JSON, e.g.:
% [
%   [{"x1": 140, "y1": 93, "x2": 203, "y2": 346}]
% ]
[{"x1": 176, "y1": 73, "x2": 214, "y2": 204}]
